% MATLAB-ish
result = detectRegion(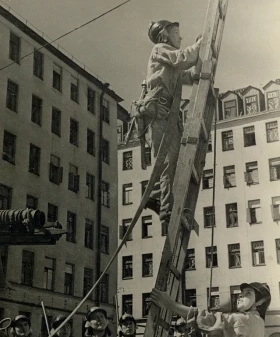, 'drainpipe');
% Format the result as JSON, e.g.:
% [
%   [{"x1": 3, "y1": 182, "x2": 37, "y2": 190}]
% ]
[{"x1": 95, "y1": 83, "x2": 110, "y2": 306}]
